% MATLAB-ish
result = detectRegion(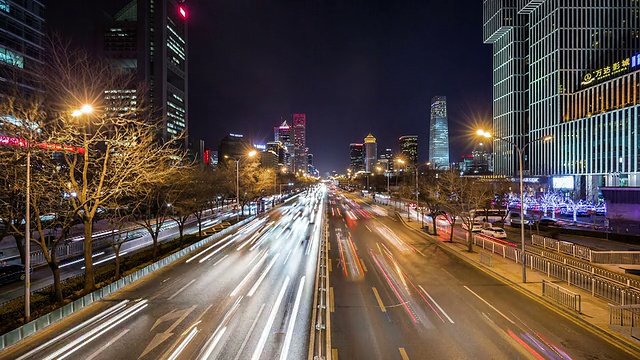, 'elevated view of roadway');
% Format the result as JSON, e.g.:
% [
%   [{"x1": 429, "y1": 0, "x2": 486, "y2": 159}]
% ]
[
  {"x1": 327, "y1": 189, "x2": 632, "y2": 360},
  {"x1": 2, "y1": 190, "x2": 324, "y2": 360},
  {"x1": 1, "y1": 185, "x2": 637, "y2": 360}
]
